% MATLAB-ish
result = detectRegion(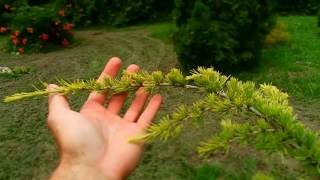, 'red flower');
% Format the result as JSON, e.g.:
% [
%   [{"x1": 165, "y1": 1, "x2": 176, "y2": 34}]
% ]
[
  {"x1": 15, "y1": 31, "x2": 20, "y2": 37},
  {"x1": 26, "y1": 27, "x2": 34, "y2": 33},
  {"x1": 58, "y1": 10, "x2": 65, "y2": 17},
  {"x1": 17, "y1": 48, "x2": 24, "y2": 54},
  {"x1": 39, "y1": 33, "x2": 49, "y2": 41},
  {"x1": 12, "y1": 39, "x2": 19, "y2": 46},
  {"x1": 10, "y1": 35, "x2": 16, "y2": 40},
  {"x1": 0, "y1": 26, "x2": 7, "y2": 33},
  {"x1": 22, "y1": 38, "x2": 28, "y2": 45},
  {"x1": 62, "y1": 38, "x2": 70, "y2": 46},
  {"x1": 63, "y1": 23, "x2": 75, "y2": 31}
]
